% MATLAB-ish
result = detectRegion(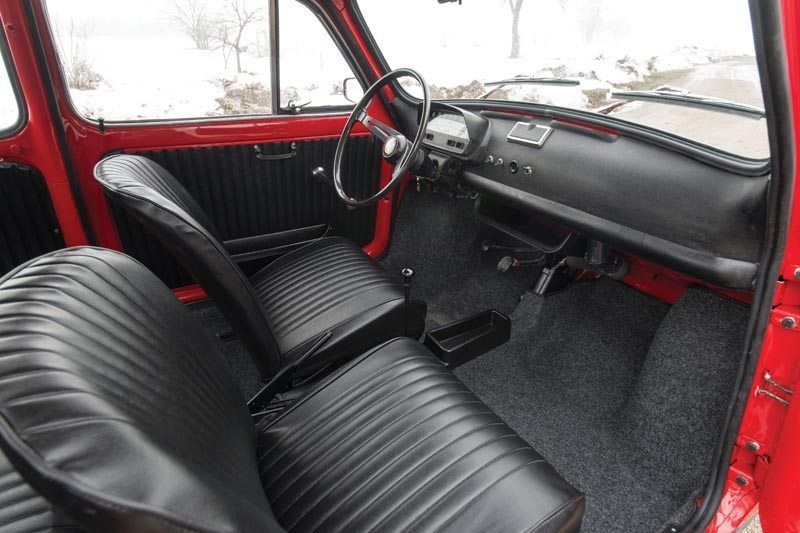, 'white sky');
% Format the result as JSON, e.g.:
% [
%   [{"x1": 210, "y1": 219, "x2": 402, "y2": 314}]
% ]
[
  {"x1": 360, "y1": 0, "x2": 757, "y2": 60},
  {"x1": 0, "y1": 61, "x2": 17, "y2": 130}
]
